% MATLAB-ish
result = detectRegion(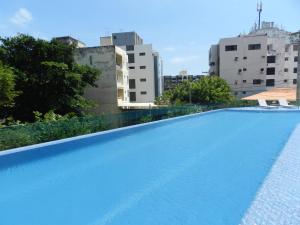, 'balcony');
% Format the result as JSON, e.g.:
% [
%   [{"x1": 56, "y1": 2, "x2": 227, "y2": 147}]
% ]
[{"x1": 116, "y1": 70, "x2": 124, "y2": 88}]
